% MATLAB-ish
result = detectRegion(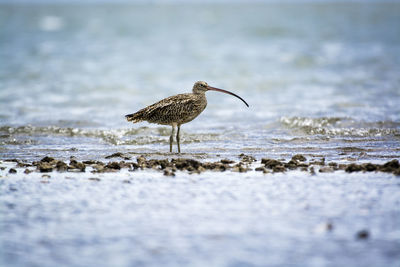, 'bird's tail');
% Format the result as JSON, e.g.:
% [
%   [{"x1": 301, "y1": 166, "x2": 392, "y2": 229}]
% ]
[{"x1": 125, "y1": 112, "x2": 143, "y2": 123}]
